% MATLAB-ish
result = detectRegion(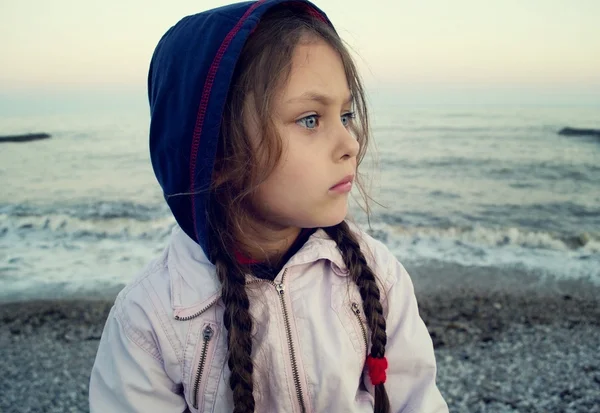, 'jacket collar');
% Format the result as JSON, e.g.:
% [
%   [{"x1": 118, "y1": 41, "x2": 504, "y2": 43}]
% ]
[{"x1": 167, "y1": 225, "x2": 348, "y2": 316}]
